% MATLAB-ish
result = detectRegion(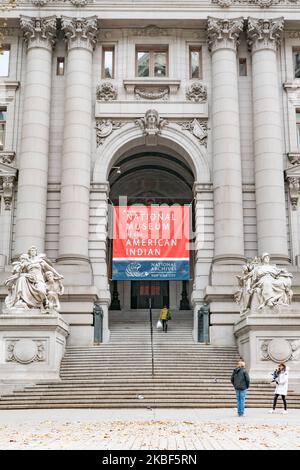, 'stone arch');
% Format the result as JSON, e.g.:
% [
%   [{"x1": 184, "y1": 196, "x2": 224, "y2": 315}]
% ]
[{"x1": 92, "y1": 122, "x2": 210, "y2": 183}]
